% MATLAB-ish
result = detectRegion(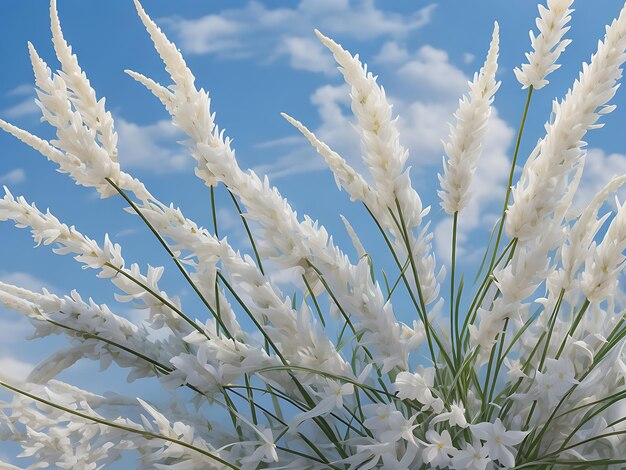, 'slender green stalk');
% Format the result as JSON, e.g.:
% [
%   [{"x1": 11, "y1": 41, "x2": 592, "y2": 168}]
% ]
[
  {"x1": 385, "y1": 257, "x2": 411, "y2": 301},
  {"x1": 392, "y1": 199, "x2": 455, "y2": 377},
  {"x1": 451, "y1": 211, "x2": 459, "y2": 365},
  {"x1": 217, "y1": 272, "x2": 349, "y2": 458},
  {"x1": 228, "y1": 189, "x2": 264, "y2": 274},
  {"x1": 105, "y1": 178, "x2": 232, "y2": 338},
  {"x1": 104, "y1": 262, "x2": 209, "y2": 338},
  {"x1": 555, "y1": 299, "x2": 590, "y2": 359},
  {"x1": 460, "y1": 238, "x2": 517, "y2": 347},
  {"x1": 210, "y1": 185, "x2": 219, "y2": 238},
  {"x1": 302, "y1": 274, "x2": 325, "y2": 327},
  {"x1": 488, "y1": 86, "x2": 534, "y2": 272},
  {"x1": 486, "y1": 317, "x2": 510, "y2": 407}
]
